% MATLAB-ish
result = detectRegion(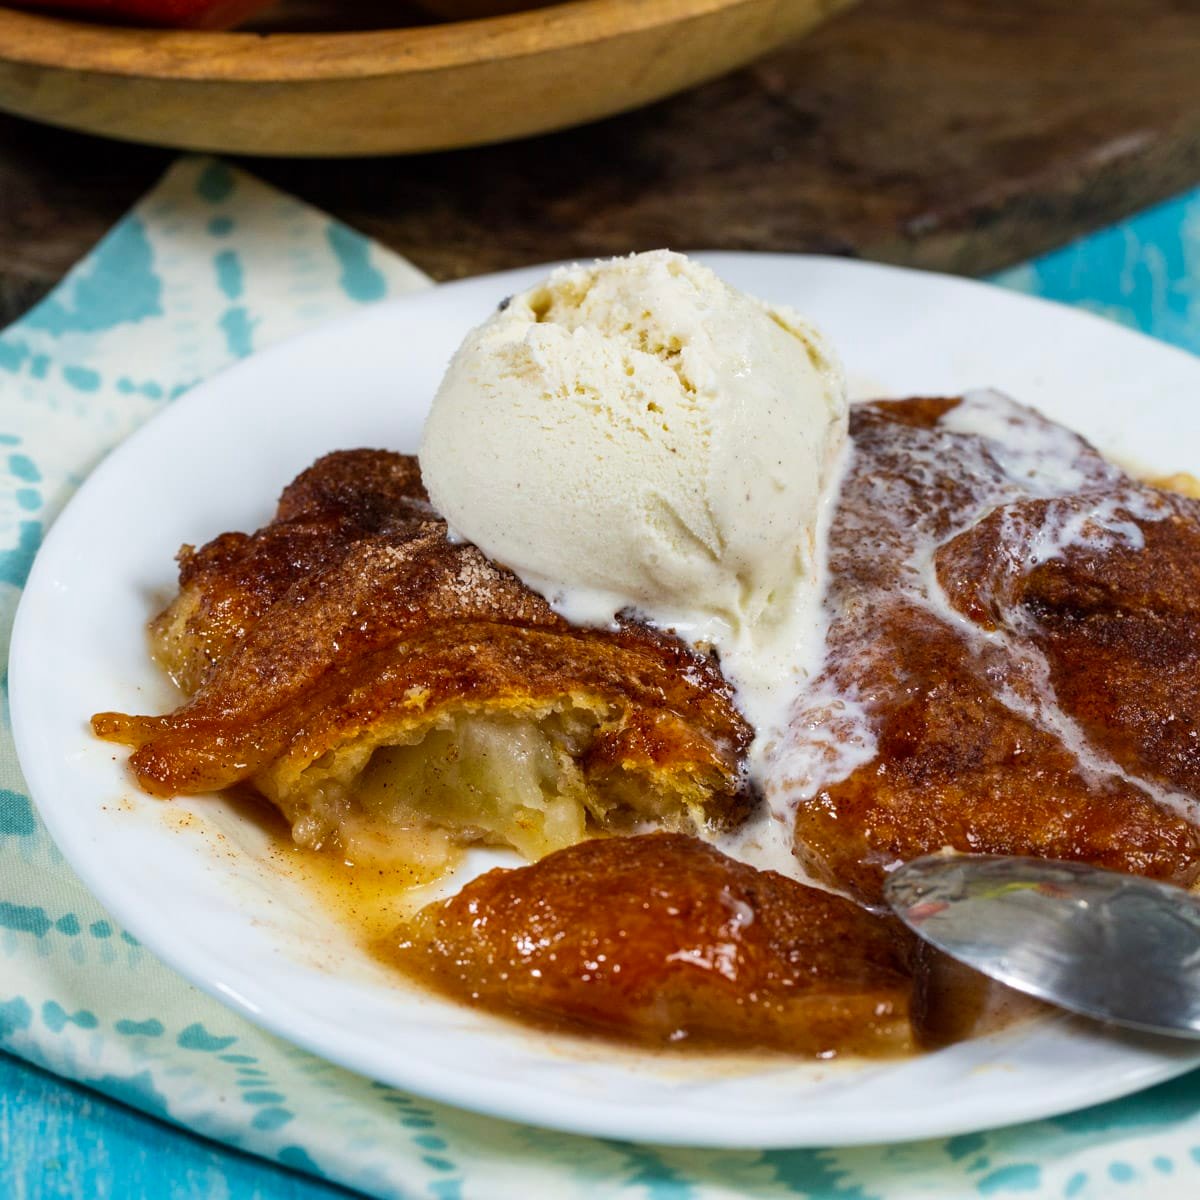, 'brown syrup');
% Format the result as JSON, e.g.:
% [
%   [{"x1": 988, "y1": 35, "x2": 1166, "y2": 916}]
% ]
[{"x1": 222, "y1": 785, "x2": 452, "y2": 944}]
